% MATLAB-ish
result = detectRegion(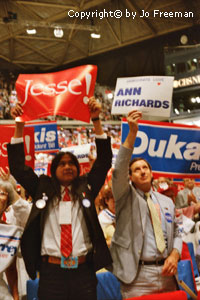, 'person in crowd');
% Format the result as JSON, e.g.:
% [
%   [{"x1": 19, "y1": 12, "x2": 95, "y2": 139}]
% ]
[
  {"x1": 175, "y1": 178, "x2": 200, "y2": 209},
  {"x1": 98, "y1": 184, "x2": 115, "y2": 247},
  {"x1": 0, "y1": 167, "x2": 32, "y2": 227},
  {"x1": 157, "y1": 181, "x2": 200, "y2": 219},
  {"x1": 109, "y1": 110, "x2": 182, "y2": 298},
  {"x1": 156, "y1": 176, "x2": 178, "y2": 204},
  {"x1": 0, "y1": 167, "x2": 32, "y2": 300},
  {"x1": 7, "y1": 97, "x2": 112, "y2": 300},
  {"x1": 0, "y1": 179, "x2": 20, "y2": 300}
]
